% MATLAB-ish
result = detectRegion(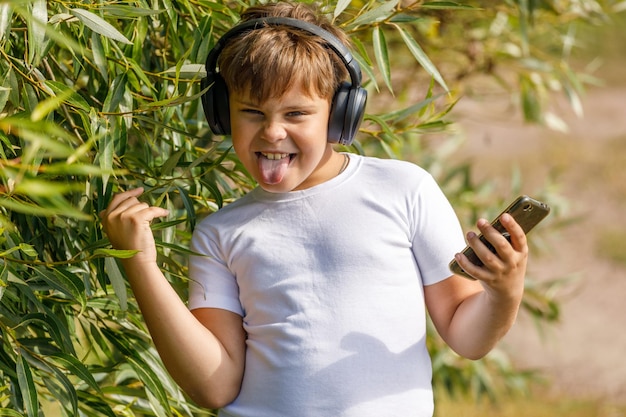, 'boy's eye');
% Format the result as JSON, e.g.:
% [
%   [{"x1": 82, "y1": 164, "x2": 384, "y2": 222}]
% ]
[{"x1": 242, "y1": 109, "x2": 263, "y2": 116}]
